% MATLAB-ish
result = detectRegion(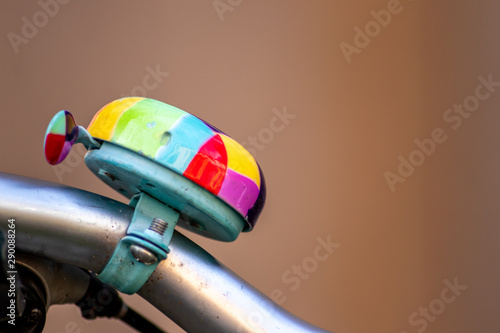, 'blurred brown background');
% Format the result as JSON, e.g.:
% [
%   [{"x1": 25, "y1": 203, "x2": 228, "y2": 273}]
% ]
[{"x1": 1, "y1": 0, "x2": 500, "y2": 332}]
